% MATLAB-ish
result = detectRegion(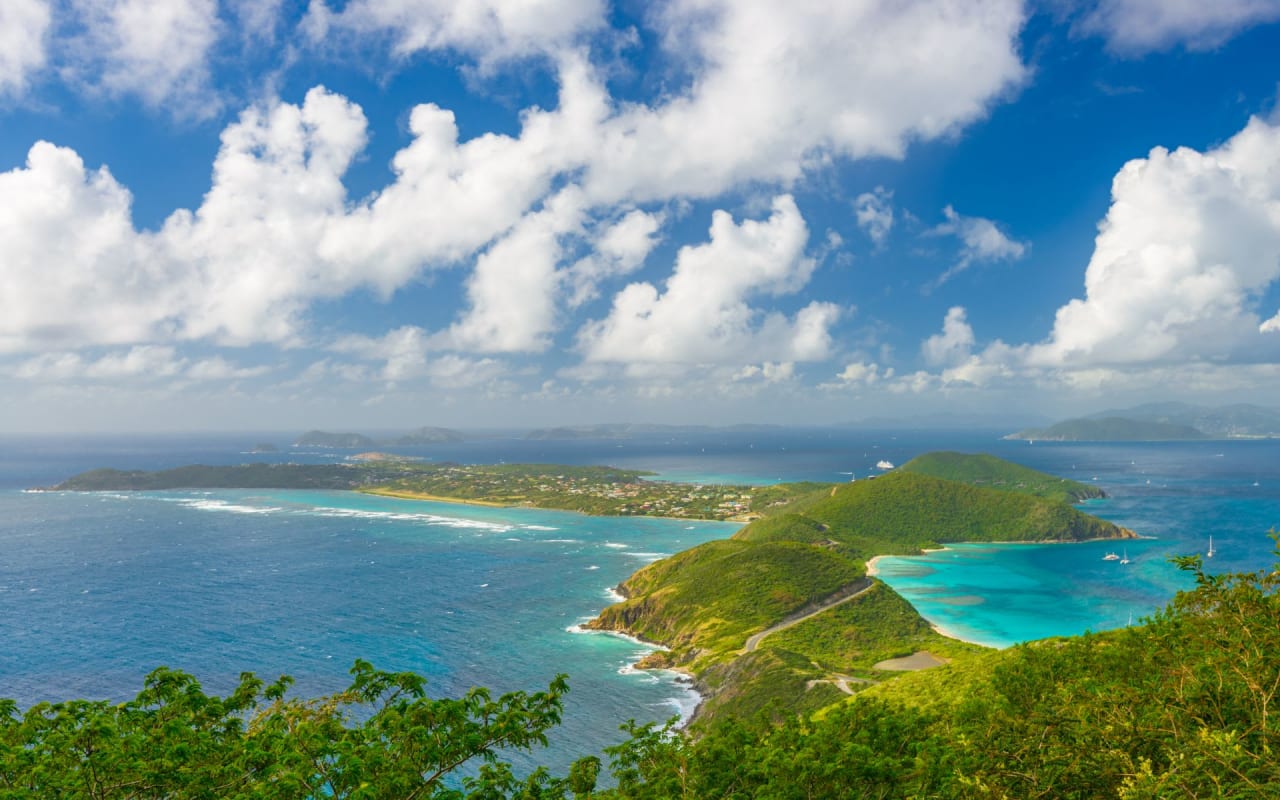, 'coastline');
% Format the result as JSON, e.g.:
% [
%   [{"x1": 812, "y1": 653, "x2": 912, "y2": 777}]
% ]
[
  {"x1": 360, "y1": 486, "x2": 747, "y2": 526},
  {"x1": 567, "y1": 620, "x2": 703, "y2": 726},
  {"x1": 358, "y1": 487, "x2": 510, "y2": 507}
]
